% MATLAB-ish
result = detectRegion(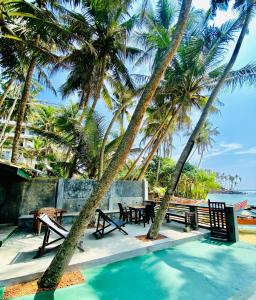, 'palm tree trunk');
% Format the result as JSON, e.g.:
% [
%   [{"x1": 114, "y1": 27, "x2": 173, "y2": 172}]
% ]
[
  {"x1": 137, "y1": 105, "x2": 180, "y2": 180},
  {"x1": 11, "y1": 58, "x2": 36, "y2": 163},
  {"x1": 98, "y1": 104, "x2": 126, "y2": 179},
  {"x1": 197, "y1": 152, "x2": 203, "y2": 168},
  {"x1": 188, "y1": 146, "x2": 197, "y2": 162},
  {"x1": 79, "y1": 87, "x2": 90, "y2": 111},
  {"x1": 156, "y1": 150, "x2": 161, "y2": 184},
  {"x1": 136, "y1": 130, "x2": 165, "y2": 180},
  {"x1": 0, "y1": 97, "x2": 18, "y2": 143},
  {"x1": 147, "y1": 1, "x2": 254, "y2": 239},
  {"x1": 89, "y1": 56, "x2": 107, "y2": 114},
  {"x1": 124, "y1": 106, "x2": 174, "y2": 180},
  {"x1": 67, "y1": 153, "x2": 78, "y2": 178},
  {"x1": 38, "y1": 0, "x2": 192, "y2": 288},
  {"x1": 0, "y1": 79, "x2": 14, "y2": 110},
  {"x1": 124, "y1": 141, "x2": 152, "y2": 179},
  {"x1": 0, "y1": 127, "x2": 15, "y2": 148},
  {"x1": 79, "y1": 89, "x2": 91, "y2": 123}
]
